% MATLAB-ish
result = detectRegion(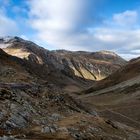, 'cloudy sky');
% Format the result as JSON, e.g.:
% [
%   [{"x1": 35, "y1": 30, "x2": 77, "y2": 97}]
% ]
[{"x1": 0, "y1": 0, "x2": 140, "y2": 59}]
